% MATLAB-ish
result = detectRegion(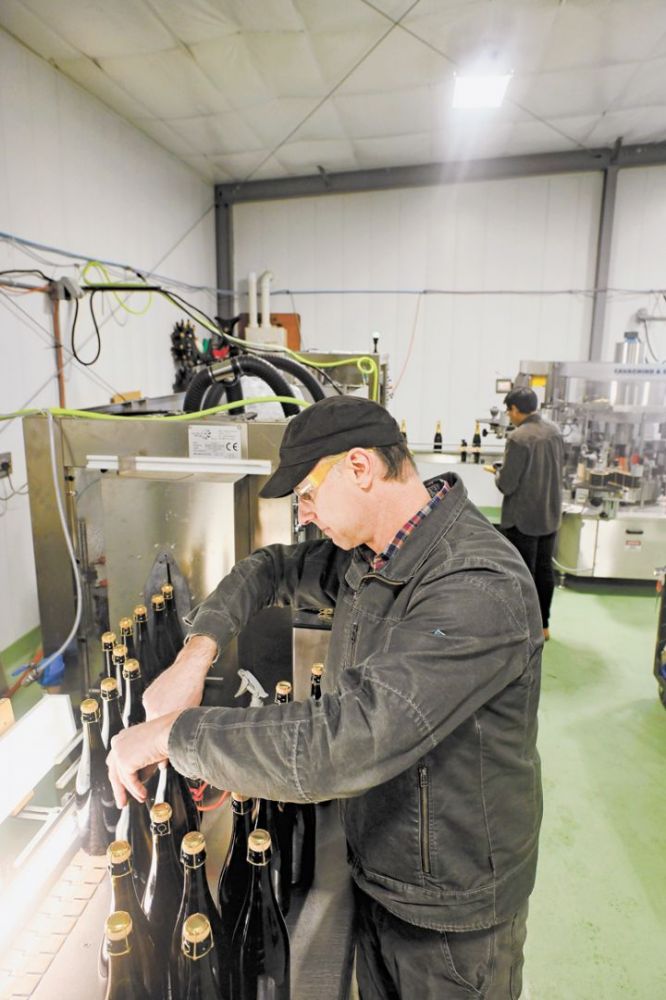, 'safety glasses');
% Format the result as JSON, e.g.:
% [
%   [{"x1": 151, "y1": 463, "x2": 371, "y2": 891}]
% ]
[{"x1": 293, "y1": 452, "x2": 349, "y2": 505}]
